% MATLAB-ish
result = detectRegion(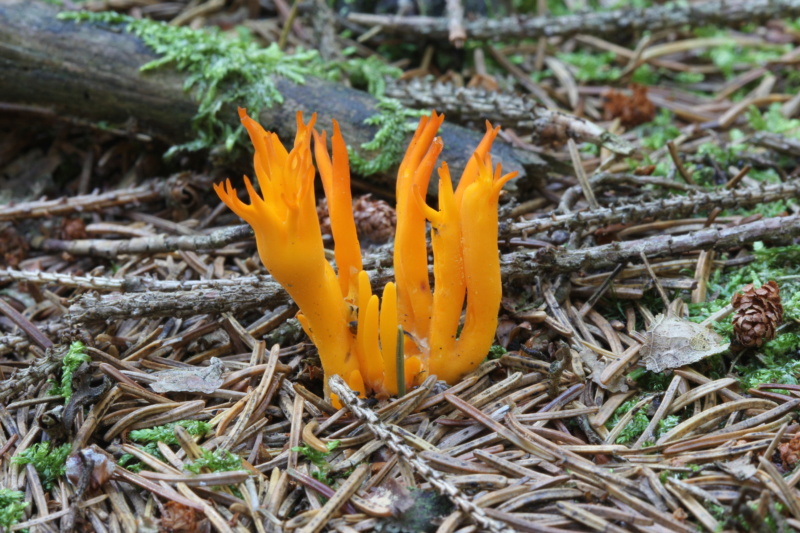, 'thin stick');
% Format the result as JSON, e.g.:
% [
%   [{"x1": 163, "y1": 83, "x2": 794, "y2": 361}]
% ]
[
  {"x1": 0, "y1": 298, "x2": 52, "y2": 349},
  {"x1": 568, "y1": 139, "x2": 599, "y2": 210},
  {"x1": 667, "y1": 141, "x2": 696, "y2": 185},
  {"x1": 579, "y1": 263, "x2": 626, "y2": 317},
  {"x1": 278, "y1": 0, "x2": 301, "y2": 49},
  {"x1": 725, "y1": 165, "x2": 752, "y2": 189},
  {"x1": 639, "y1": 252, "x2": 670, "y2": 310}
]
